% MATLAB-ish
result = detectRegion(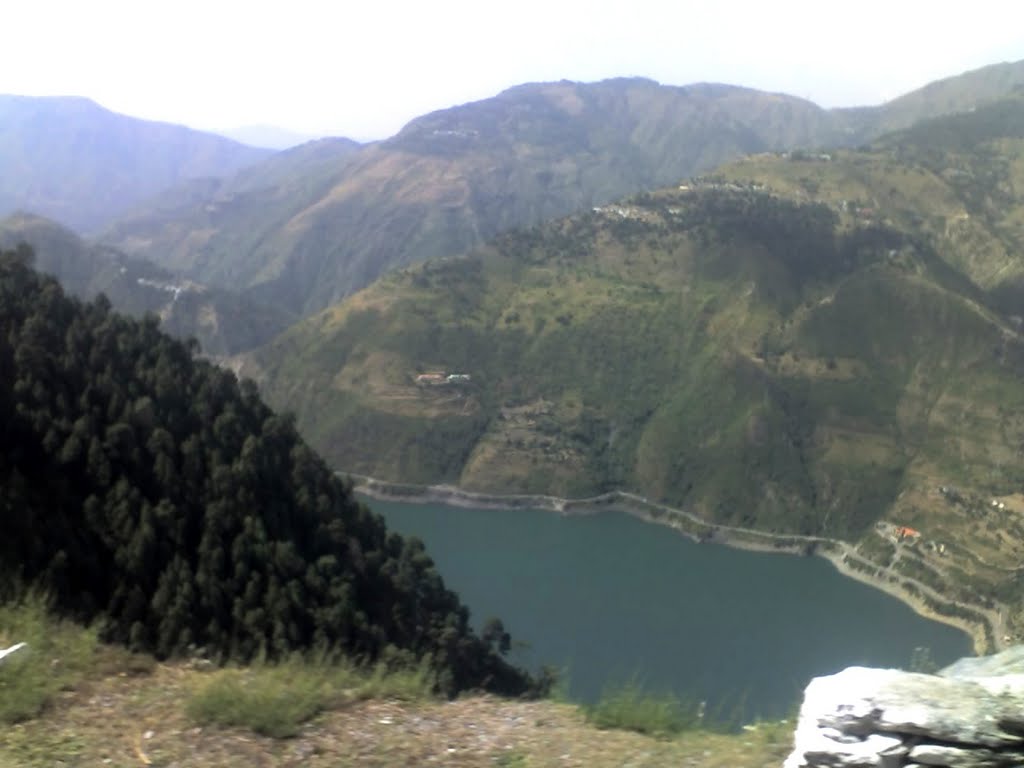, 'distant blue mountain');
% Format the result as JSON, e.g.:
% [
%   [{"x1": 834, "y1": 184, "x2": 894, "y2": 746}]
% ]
[{"x1": 0, "y1": 95, "x2": 274, "y2": 233}]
